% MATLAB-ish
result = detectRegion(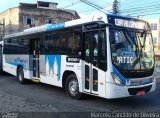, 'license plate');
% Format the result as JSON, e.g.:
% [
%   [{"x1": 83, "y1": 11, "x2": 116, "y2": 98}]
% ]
[{"x1": 136, "y1": 90, "x2": 145, "y2": 96}]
